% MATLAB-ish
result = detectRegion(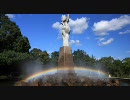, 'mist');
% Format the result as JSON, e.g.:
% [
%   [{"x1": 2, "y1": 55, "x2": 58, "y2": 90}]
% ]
[{"x1": 20, "y1": 59, "x2": 55, "y2": 78}]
